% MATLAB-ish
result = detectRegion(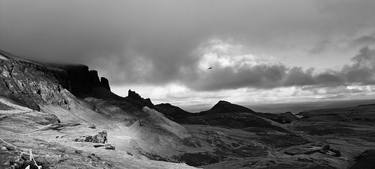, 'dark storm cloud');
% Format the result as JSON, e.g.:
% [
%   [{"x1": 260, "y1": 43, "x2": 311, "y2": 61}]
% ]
[
  {"x1": 342, "y1": 47, "x2": 375, "y2": 84},
  {"x1": 188, "y1": 47, "x2": 375, "y2": 91},
  {"x1": 190, "y1": 65, "x2": 288, "y2": 90},
  {"x1": 0, "y1": 0, "x2": 208, "y2": 84},
  {"x1": 1, "y1": 0, "x2": 375, "y2": 90}
]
